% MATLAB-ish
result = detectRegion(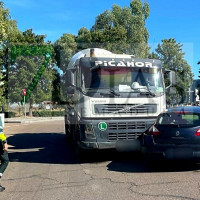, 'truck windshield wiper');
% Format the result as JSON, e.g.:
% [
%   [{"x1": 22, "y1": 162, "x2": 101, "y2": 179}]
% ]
[
  {"x1": 100, "y1": 89, "x2": 120, "y2": 97},
  {"x1": 140, "y1": 90, "x2": 156, "y2": 97},
  {"x1": 90, "y1": 65, "x2": 100, "y2": 71},
  {"x1": 130, "y1": 88, "x2": 156, "y2": 97}
]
